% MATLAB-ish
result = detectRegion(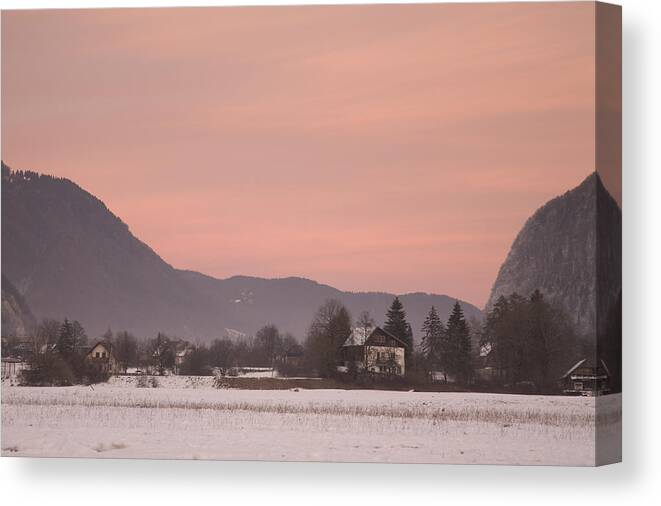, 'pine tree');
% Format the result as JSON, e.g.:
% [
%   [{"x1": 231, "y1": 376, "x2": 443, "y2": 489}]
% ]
[
  {"x1": 57, "y1": 319, "x2": 76, "y2": 355},
  {"x1": 102, "y1": 327, "x2": 113, "y2": 343},
  {"x1": 71, "y1": 320, "x2": 88, "y2": 350},
  {"x1": 446, "y1": 301, "x2": 472, "y2": 384},
  {"x1": 420, "y1": 306, "x2": 445, "y2": 368},
  {"x1": 384, "y1": 297, "x2": 413, "y2": 350}
]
